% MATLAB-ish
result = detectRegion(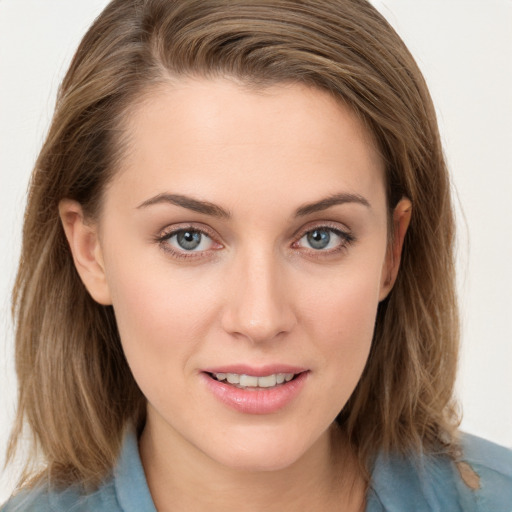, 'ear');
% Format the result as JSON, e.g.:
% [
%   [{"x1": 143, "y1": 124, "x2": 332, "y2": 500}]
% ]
[
  {"x1": 59, "y1": 199, "x2": 112, "y2": 305},
  {"x1": 379, "y1": 197, "x2": 412, "y2": 301}
]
